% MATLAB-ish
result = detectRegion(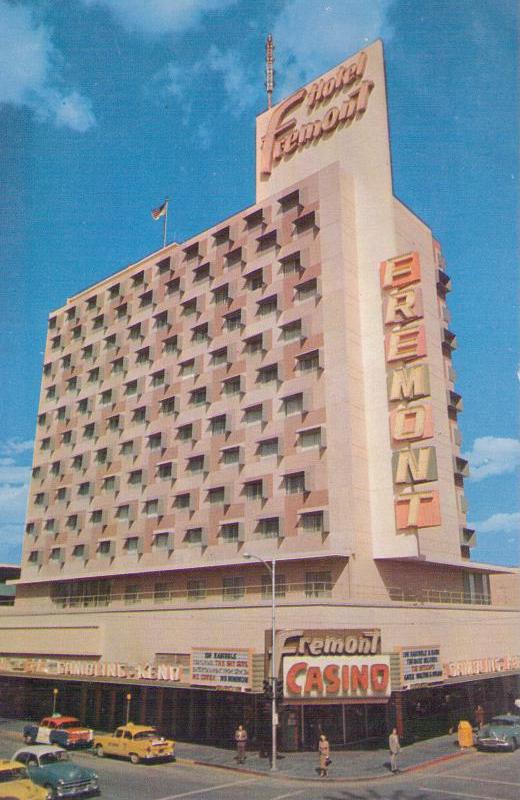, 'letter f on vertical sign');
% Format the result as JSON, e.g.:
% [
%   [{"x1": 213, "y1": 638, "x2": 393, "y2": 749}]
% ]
[{"x1": 260, "y1": 89, "x2": 307, "y2": 176}]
